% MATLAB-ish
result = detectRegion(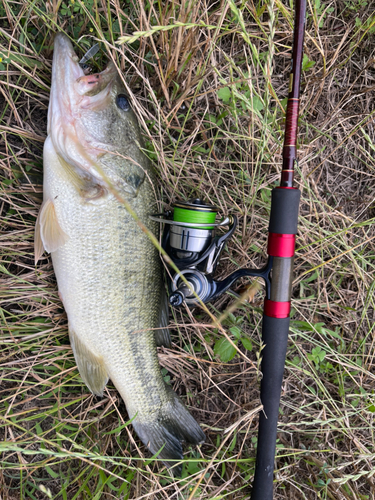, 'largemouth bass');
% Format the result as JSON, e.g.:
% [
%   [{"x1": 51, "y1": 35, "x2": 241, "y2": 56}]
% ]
[{"x1": 35, "y1": 33, "x2": 205, "y2": 473}]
